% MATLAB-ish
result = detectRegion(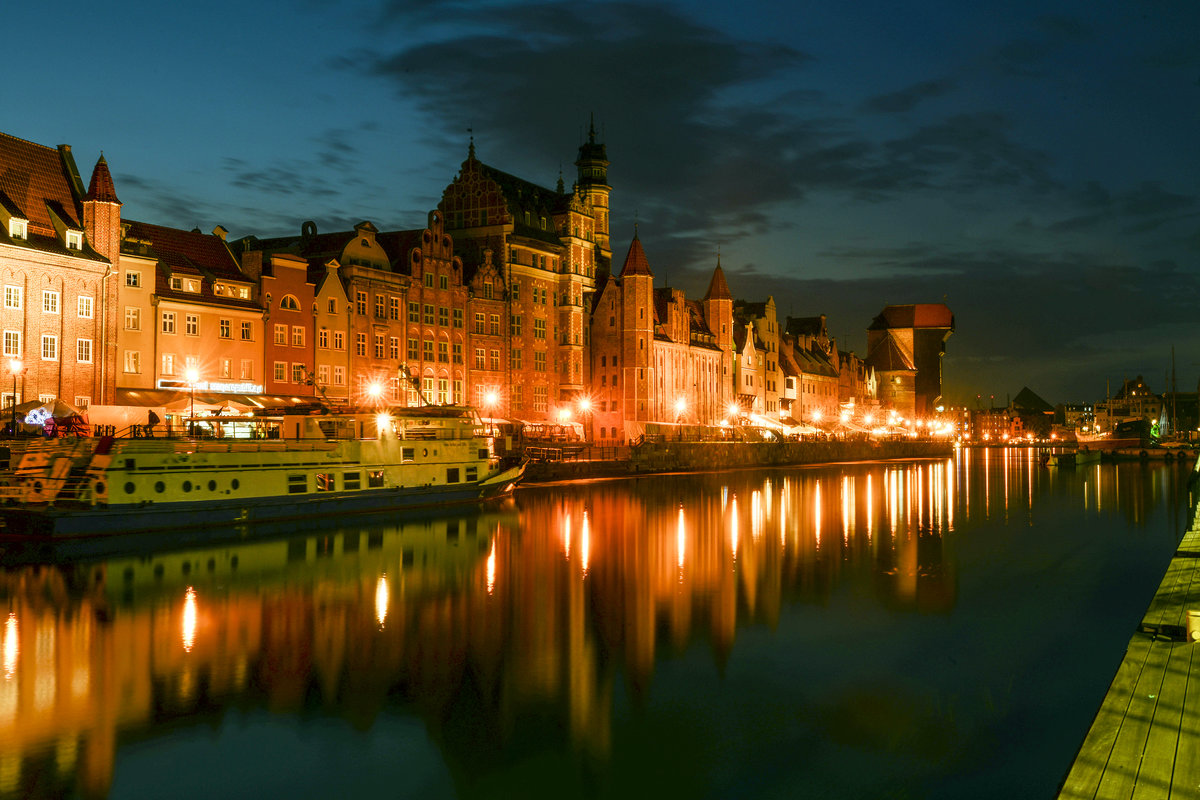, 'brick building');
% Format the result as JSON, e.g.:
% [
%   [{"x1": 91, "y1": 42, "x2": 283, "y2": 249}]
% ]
[
  {"x1": 439, "y1": 127, "x2": 609, "y2": 420},
  {"x1": 0, "y1": 134, "x2": 121, "y2": 410}
]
